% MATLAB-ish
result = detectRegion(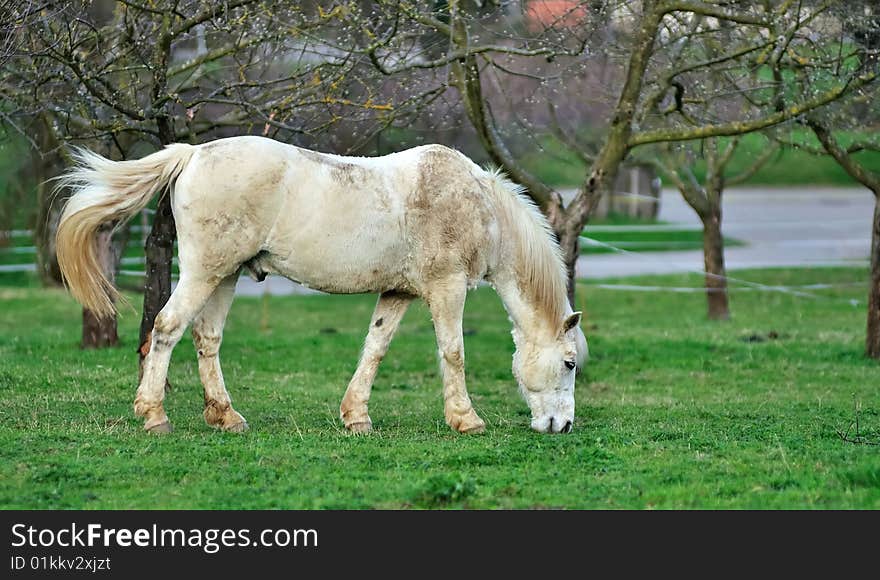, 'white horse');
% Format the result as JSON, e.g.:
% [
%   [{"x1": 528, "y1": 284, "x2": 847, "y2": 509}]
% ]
[{"x1": 56, "y1": 136, "x2": 587, "y2": 435}]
